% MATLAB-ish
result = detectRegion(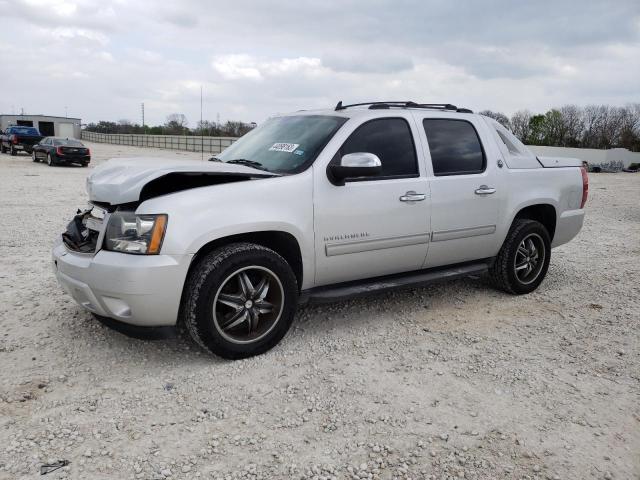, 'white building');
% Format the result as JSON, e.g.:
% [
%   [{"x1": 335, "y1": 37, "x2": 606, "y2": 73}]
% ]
[
  {"x1": 528, "y1": 145, "x2": 639, "y2": 169},
  {"x1": 0, "y1": 114, "x2": 81, "y2": 139}
]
